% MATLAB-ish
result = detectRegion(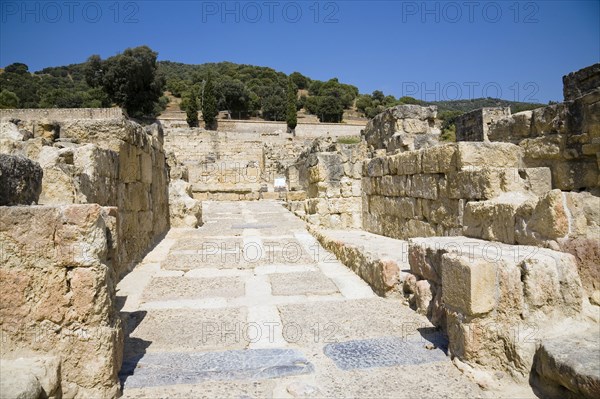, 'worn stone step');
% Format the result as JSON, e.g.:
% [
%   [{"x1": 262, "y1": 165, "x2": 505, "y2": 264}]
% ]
[{"x1": 531, "y1": 331, "x2": 600, "y2": 399}]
